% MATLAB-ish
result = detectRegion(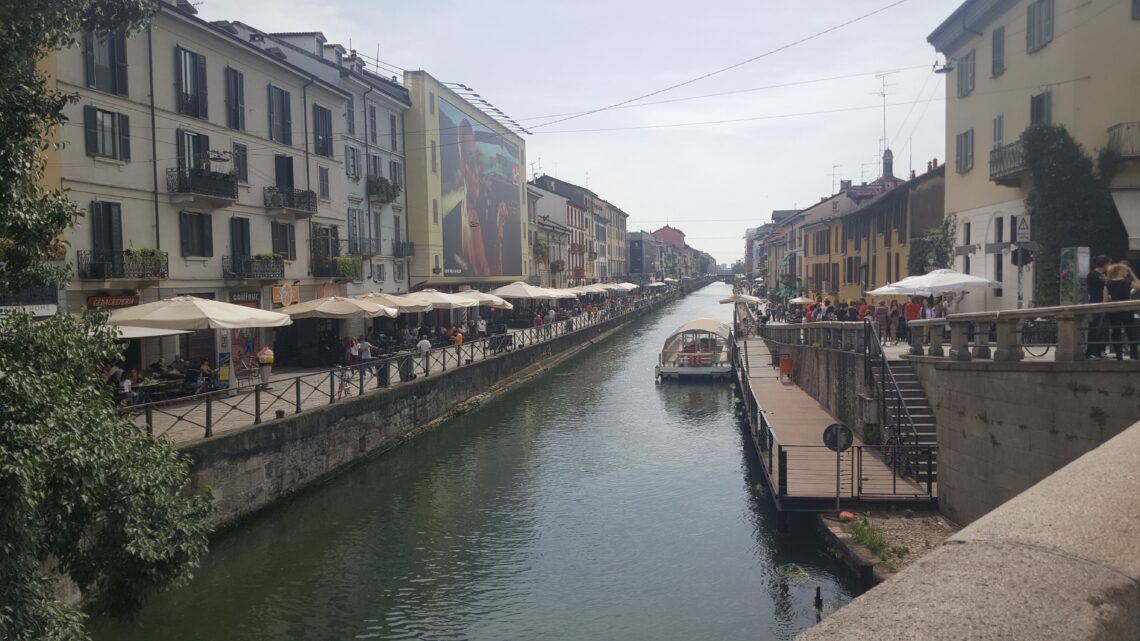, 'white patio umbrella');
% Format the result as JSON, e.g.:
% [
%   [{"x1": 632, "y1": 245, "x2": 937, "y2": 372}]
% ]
[
  {"x1": 645, "y1": 282, "x2": 668, "y2": 288},
  {"x1": 873, "y1": 269, "x2": 1002, "y2": 296},
  {"x1": 789, "y1": 296, "x2": 814, "y2": 305},
  {"x1": 280, "y1": 296, "x2": 397, "y2": 319},
  {"x1": 616, "y1": 282, "x2": 640, "y2": 290},
  {"x1": 490, "y1": 281, "x2": 557, "y2": 300},
  {"x1": 663, "y1": 277, "x2": 679, "y2": 283},
  {"x1": 108, "y1": 295, "x2": 292, "y2": 330},
  {"x1": 719, "y1": 294, "x2": 764, "y2": 305},
  {"x1": 355, "y1": 292, "x2": 433, "y2": 313},
  {"x1": 404, "y1": 289, "x2": 478, "y2": 309},
  {"x1": 113, "y1": 326, "x2": 191, "y2": 339},
  {"x1": 542, "y1": 287, "x2": 579, "y2": 299},
  {"x1": 456, "y1": 290, "x2": 514, "y2": 310}
]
